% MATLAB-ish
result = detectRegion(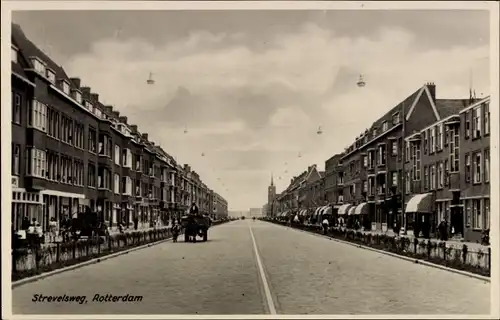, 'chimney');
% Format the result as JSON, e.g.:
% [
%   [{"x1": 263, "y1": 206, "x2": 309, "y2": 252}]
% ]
[
  {"x1": 426, "y1": 82, "x2": 436, "y2": 101},
  {"x1": 142, "y1": 133, "x2": 148, "y2": 141},
  {"x1": 90, "y1": 93, "x2": 99, "y2": 103},
  {"x1": 130, "y1": 125, "x2": 138, "y2": 133},
  {"x1": 104, "y1": 105, "x2": 113, "y2": 114},
  {"x1": 81, "y1": 87, "x2": 91, "y2": 98},
  {"x1": 70, "y1": 78, "x2": 81, "y2": 89},
  {"x1": 119, "y1": 116, "x2": 128, "y2": 124}
]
